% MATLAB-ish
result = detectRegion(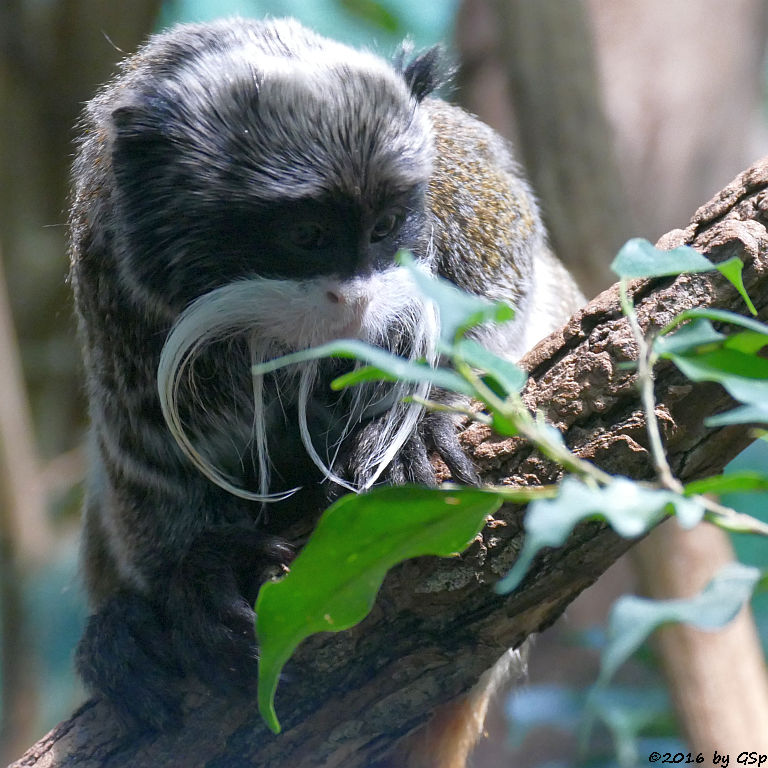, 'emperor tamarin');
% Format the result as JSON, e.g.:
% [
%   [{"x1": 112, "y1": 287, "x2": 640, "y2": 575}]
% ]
[{"x1": 69, "y1": 17, "x2": 584, "y2": 732}]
